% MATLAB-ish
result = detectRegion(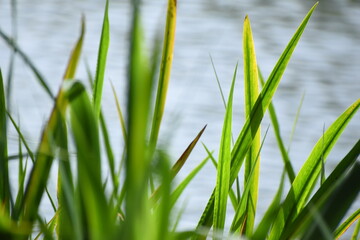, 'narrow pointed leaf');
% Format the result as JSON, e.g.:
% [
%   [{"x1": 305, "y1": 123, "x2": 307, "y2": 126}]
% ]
[
  {"x1": 93, "y1": 0, "x2": 110, "y2": 118},
  {"x1": 149, "y1": 0, "x2": 177, "y2": 150},
  {"x1": 214, "y1": 65, "x2": 236, "y2": 232},
  {"x1": 243, "y1": 16, "x2": 260, "y2": 235},
  {"x1": 0, "y1": 69, "x2": 11, "y2": 213}
]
